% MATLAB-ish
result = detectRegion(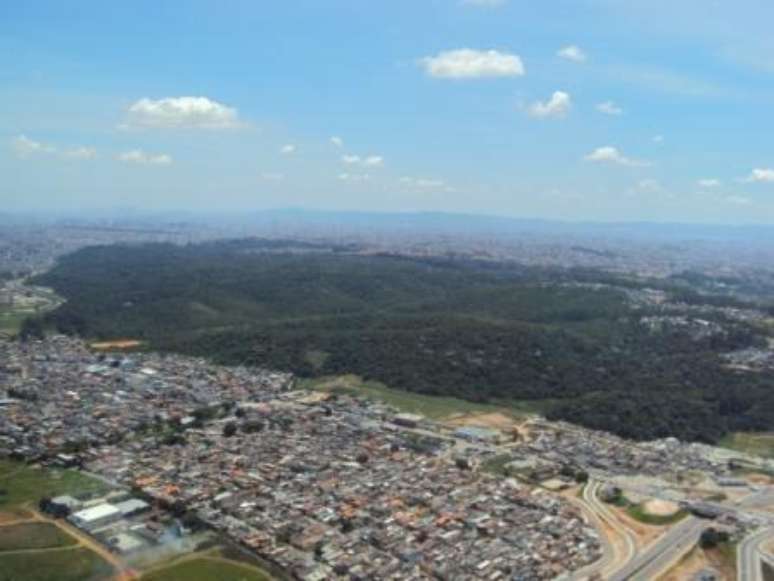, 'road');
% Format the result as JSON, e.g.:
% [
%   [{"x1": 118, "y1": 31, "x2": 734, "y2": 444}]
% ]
[
  {"x1": 567, "y1": 480, "x2": 637, "y2": 580},
  {"x1": 608, "y1": 514, "x2": 705, "y2": 581},
  {"x1": 738, "y1": 527, "x2": 774, "y2": 581}
]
